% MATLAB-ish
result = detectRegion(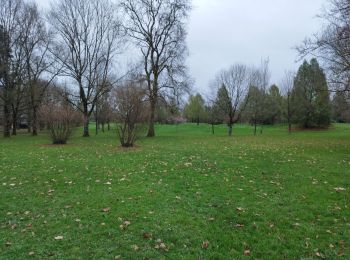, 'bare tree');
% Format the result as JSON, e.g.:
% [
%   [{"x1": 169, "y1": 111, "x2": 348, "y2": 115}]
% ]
[
  {"x1": 21, "y1": 2, "x2": 59, "y2": 136},
  {"x1": 0, "y1": 24, "x2": 12, "y2": 137},
  {"x1": 121, "y1": 0, "x2": 191, "y2": 137},
  {"x1": 297, "y1": 0, "x2": 350, "y2": 92},
  {"x1": 214, "y1": 64, "x2": 250, "y2": 136},
  {"x1": 281, "y1": 71, "x2": 295, "y2": 133},
  {"x1": 0, "y1": 0, "x2": 27, "y2": 137},
  {"x1": 48, "y1": 0, "x2": 123, "y2": 137}
]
